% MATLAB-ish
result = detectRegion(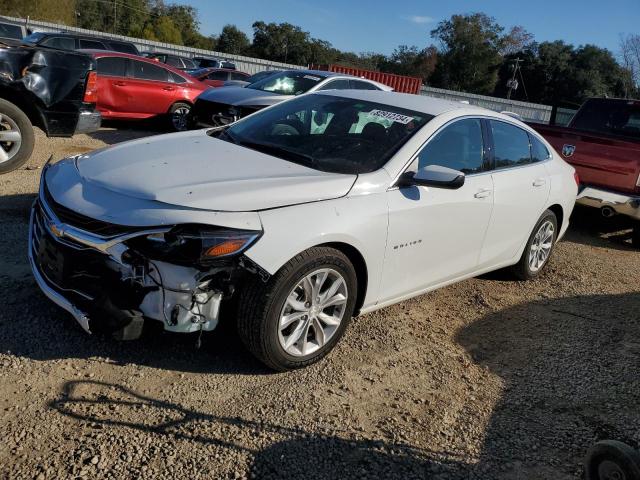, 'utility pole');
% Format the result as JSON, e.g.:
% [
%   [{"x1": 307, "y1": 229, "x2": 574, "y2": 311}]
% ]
[{"x1": 506, "y1": 58, "x2": 523, "y2": 100}]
